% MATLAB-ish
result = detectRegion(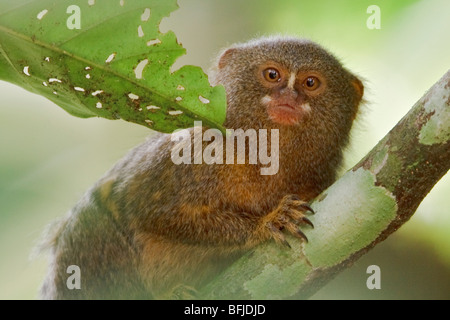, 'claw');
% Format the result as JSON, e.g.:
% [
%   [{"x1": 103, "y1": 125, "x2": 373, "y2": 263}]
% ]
[
  {"x1": 302, "y1": 217, "x2": 314, "y2": 228},
  {"x1": 282, "y1": 239, "x2": 292, "y2": 249},
  {"x1": 299, "y1": 203, "x2": 315, "y2": 214},
  {"x1": 295, "y1": 228, "x2": 309, "y2": 243}
]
